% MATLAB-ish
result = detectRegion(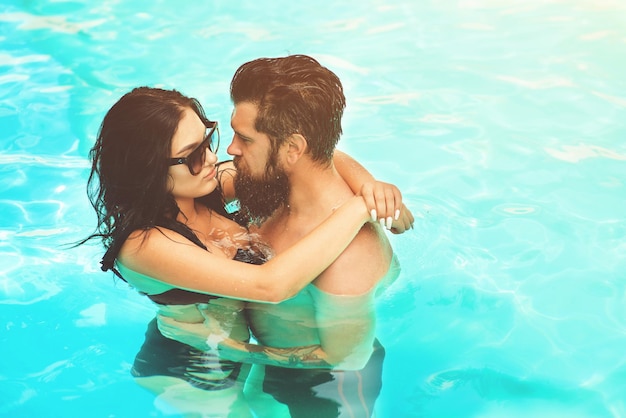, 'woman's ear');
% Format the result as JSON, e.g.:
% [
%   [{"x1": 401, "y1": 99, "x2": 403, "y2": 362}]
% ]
[{"x1": 285, "y1": 133, "x2": 308, "y2": 165}]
